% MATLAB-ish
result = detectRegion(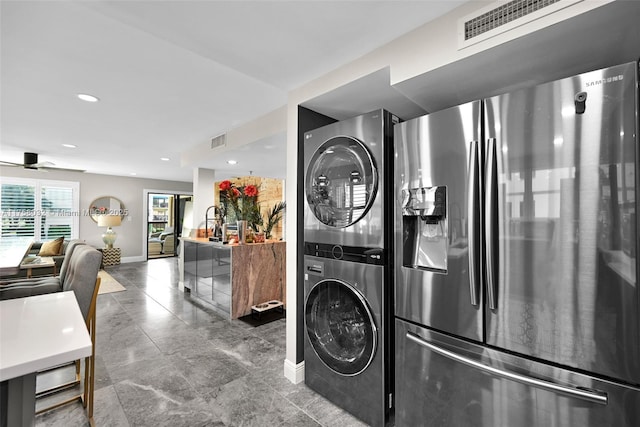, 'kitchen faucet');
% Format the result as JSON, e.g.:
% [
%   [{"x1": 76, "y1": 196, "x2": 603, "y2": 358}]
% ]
[{"x1": 205, "y1": 205, "x2": 218, "y2": 238}]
